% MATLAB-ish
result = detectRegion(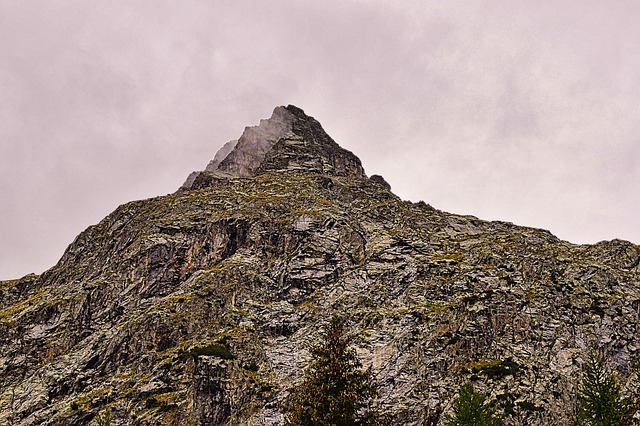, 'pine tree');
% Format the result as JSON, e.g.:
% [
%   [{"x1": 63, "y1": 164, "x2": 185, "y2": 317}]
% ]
[
  {"x1": 283, "y1": 317, "x2": 387, "y2": 426},
  {"x1": 443, "y1": 381, "x2": 504, "y2": 426},
  {"x1": 572, "y1": 352, "x2": 632, "y2": 426},
  {"x1": 626, "y1": 366, "x2": 640, "y2": 425}
]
